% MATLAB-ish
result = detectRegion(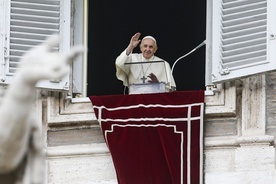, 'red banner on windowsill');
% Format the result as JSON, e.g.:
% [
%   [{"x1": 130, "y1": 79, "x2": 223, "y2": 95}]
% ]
[{"x1": 89, "y1": 90, "x2": 204, "y2": 184}]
